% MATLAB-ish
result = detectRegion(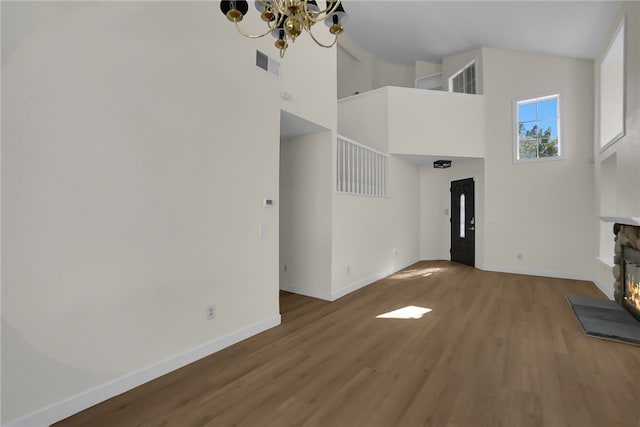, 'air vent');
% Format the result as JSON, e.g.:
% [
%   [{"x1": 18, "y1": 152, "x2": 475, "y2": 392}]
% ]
[{"x1": 256, "y1": 50, "x2": 280, "y2": 78}]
